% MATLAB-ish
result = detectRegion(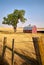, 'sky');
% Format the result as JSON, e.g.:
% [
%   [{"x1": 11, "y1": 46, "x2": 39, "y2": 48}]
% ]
[{"x1": 0, "y1": 0, "x2": 44, "y2": 28}]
